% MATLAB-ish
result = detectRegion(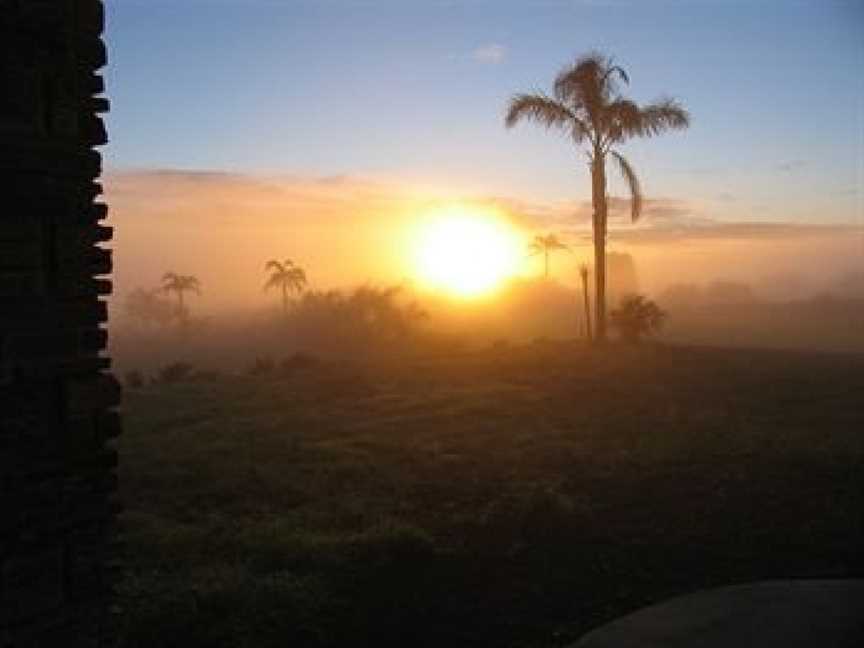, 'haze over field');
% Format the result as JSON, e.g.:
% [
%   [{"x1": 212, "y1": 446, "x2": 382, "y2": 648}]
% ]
[{"x1": 106, "y1": 168, "x2": 862, "y2": 313}]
